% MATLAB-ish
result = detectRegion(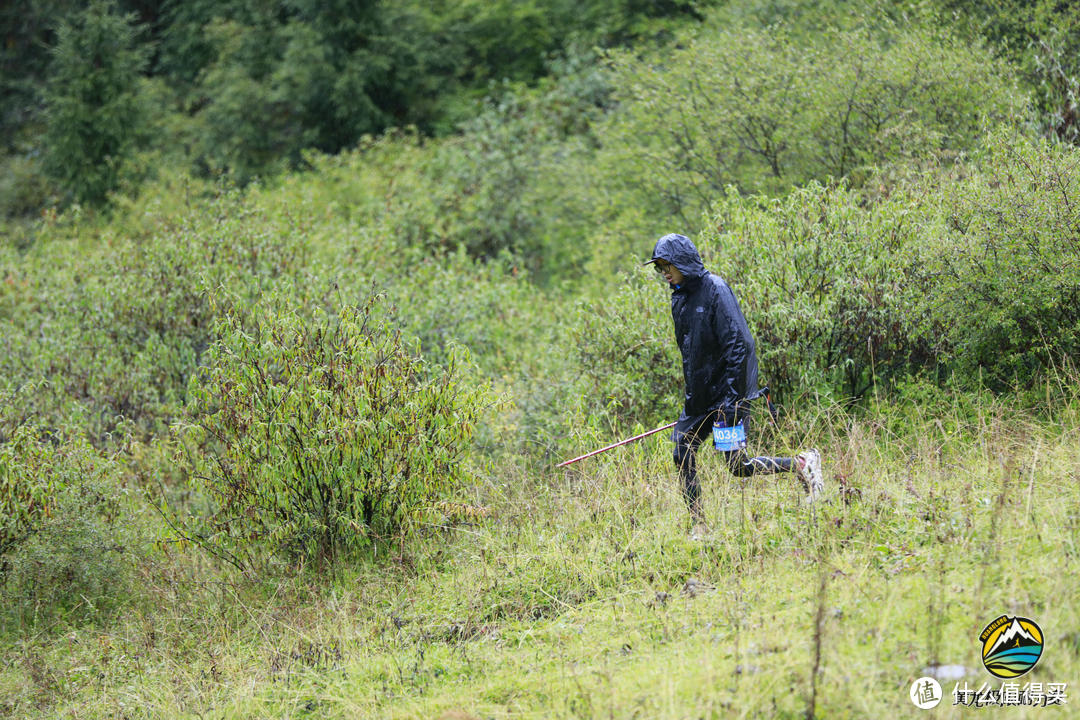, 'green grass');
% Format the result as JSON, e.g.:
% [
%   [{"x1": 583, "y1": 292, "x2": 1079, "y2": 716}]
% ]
[{"x1": 4, "y1": 396, "x2": 1078, "y2": 719}]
